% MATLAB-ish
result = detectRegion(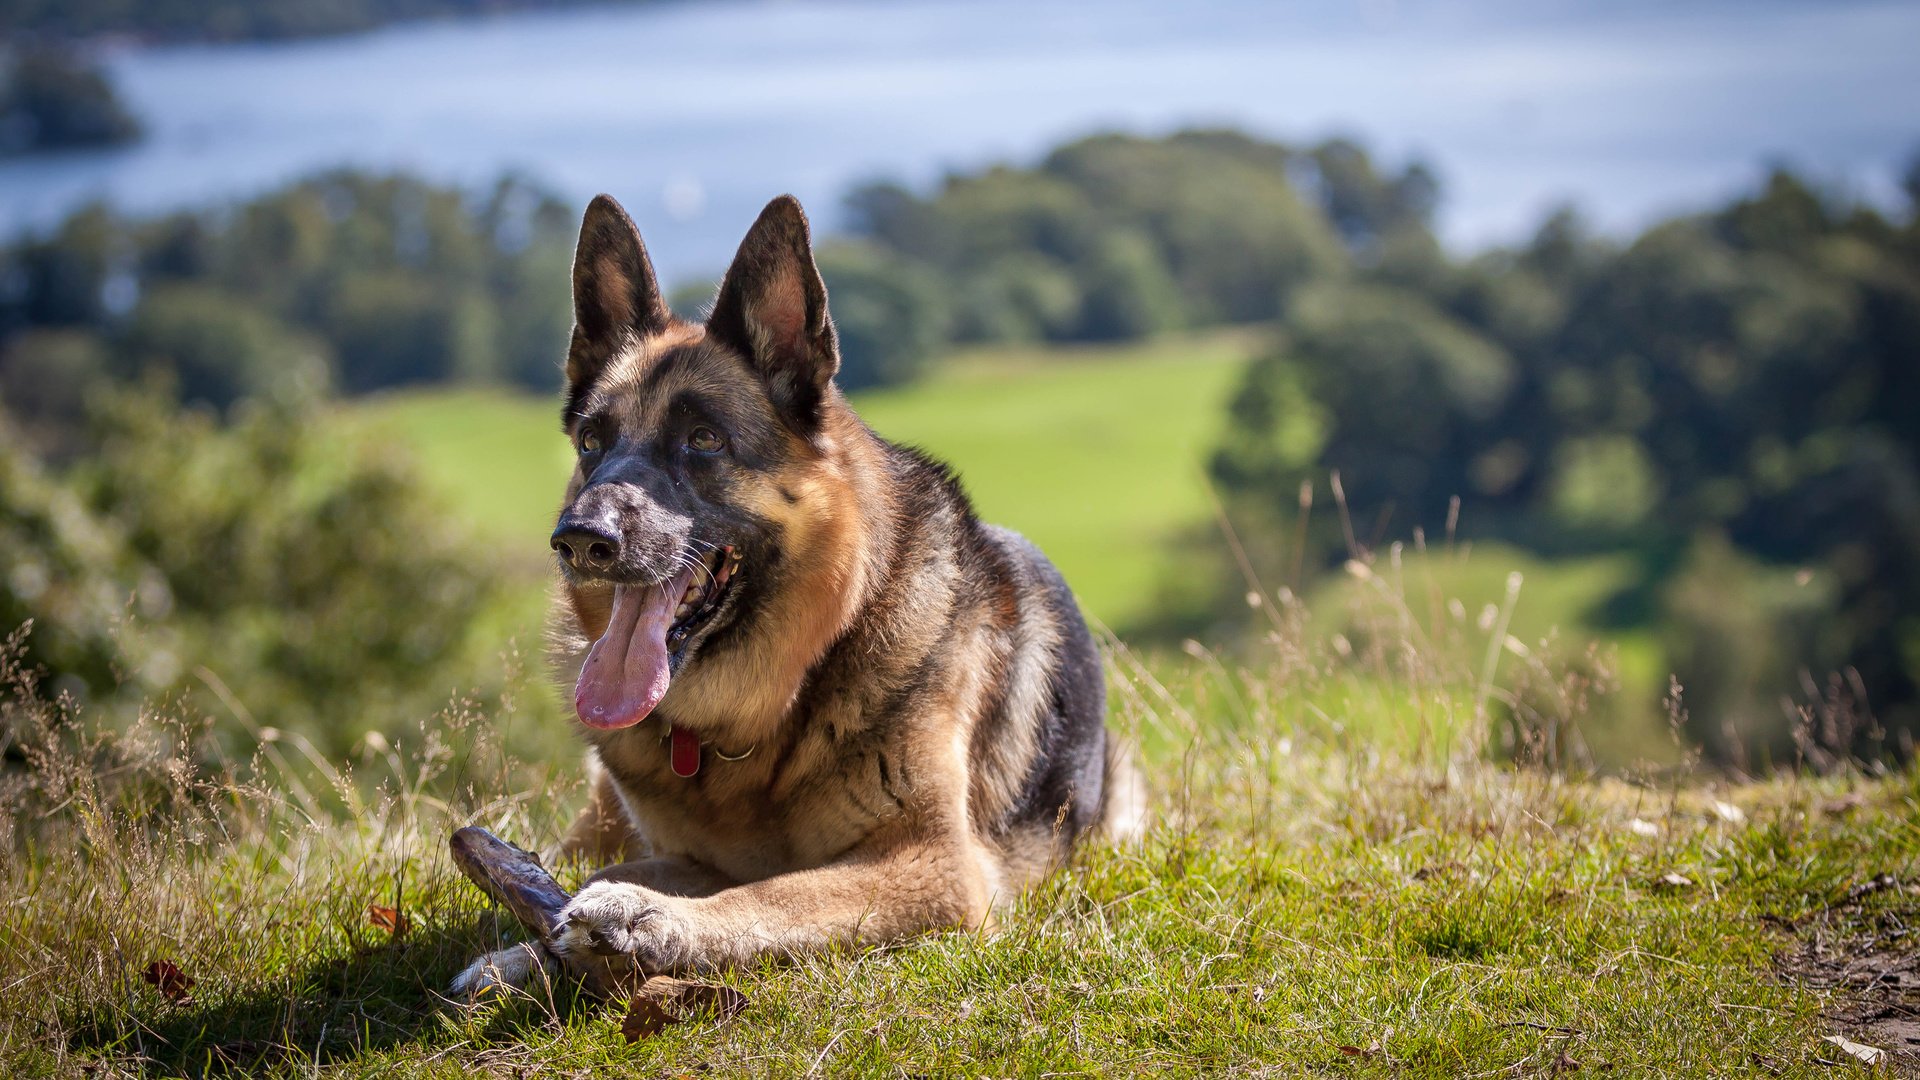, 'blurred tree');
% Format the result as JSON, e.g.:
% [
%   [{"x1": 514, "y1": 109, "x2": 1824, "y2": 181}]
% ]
[
  {"x1": 42, "y1": 384, "x2": 508, "y2": 755},
  {"x1": 838, "y1": 128, "x2": 1366, "y2": 373},
  {"x1": 0, "y1": 46, "x2": 140, "y2": 155},
  {"x1": 1212, "y1": 151, "x2": 1920, "y2": 758},
  {"x1": 1075, "y1": 229, "x2": 1185, "y2": 341},
  {"x1": 0, "y1": 171, "x2": 575, "y2": 413},
  {"x1": 816, "y1": 242, "x2": 950, "y2": 391},
  {"x1": 1042, "y1": 131, "x2": 1347, "y2": 323},
  {"x1": 1216, "y1": 281, "x2": 1515, "y2": 541},
  {"x1": 0, "y1": 329, "x2": 112, "y2": 454},
  {"x1": 0, "y1": 411, "x2": 172, "y2": 700},
  {"x1": 120, "y1": 283, "x2": 331, "y2": 408}
]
